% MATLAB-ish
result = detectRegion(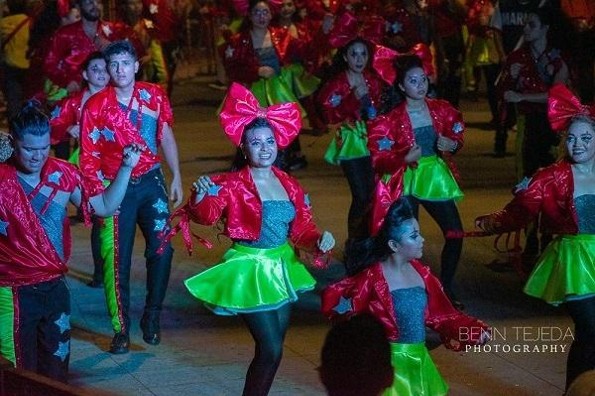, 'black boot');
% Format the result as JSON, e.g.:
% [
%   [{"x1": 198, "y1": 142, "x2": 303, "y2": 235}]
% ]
[
  {"x1": 140, "y1": 311, "x2": 161, "y2": 345},
  {"x1": 109, "y1": 332, "x2": 130, "y2": 354}
]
